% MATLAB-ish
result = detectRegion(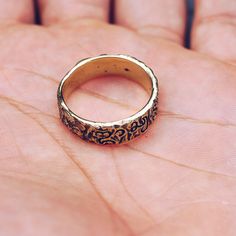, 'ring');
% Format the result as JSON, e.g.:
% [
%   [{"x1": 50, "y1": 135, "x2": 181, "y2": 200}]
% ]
[{"x1": 57, "y1": 54, "x2": 158, "y2": 145}]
